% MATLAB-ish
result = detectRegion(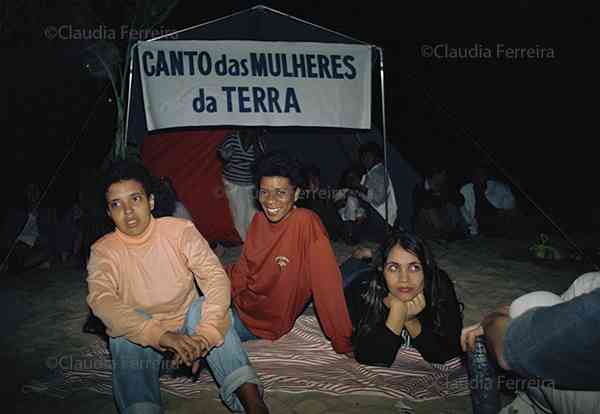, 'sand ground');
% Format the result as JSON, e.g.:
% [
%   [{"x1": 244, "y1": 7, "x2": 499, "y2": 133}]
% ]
[{"x1": 2, "y1": 234, "x2": 594, "y2": 413}]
